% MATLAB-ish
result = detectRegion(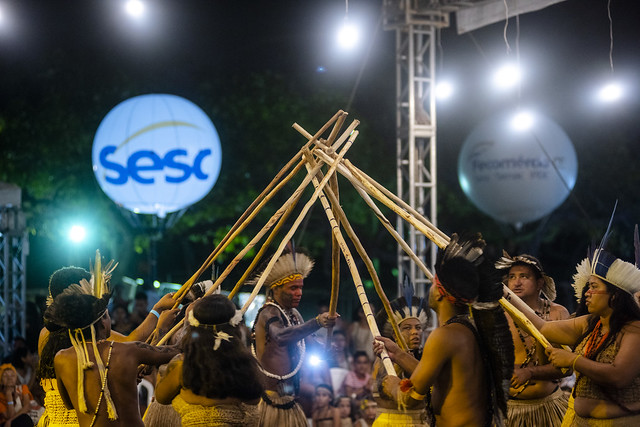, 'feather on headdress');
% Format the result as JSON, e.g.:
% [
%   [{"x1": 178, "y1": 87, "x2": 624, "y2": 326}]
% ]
[
  {"x1": 572, "y1": 202, "x2": 640, "y2": 298},
  {"x1": 44, "y1": 250, "x2": 119, "y2": 421},
  {"x1": 247, "y1": 243, "x2": 314, "y2": 289},
  {"x1": 376, "y1": 275, "x2": 430, "y2": 341}
]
